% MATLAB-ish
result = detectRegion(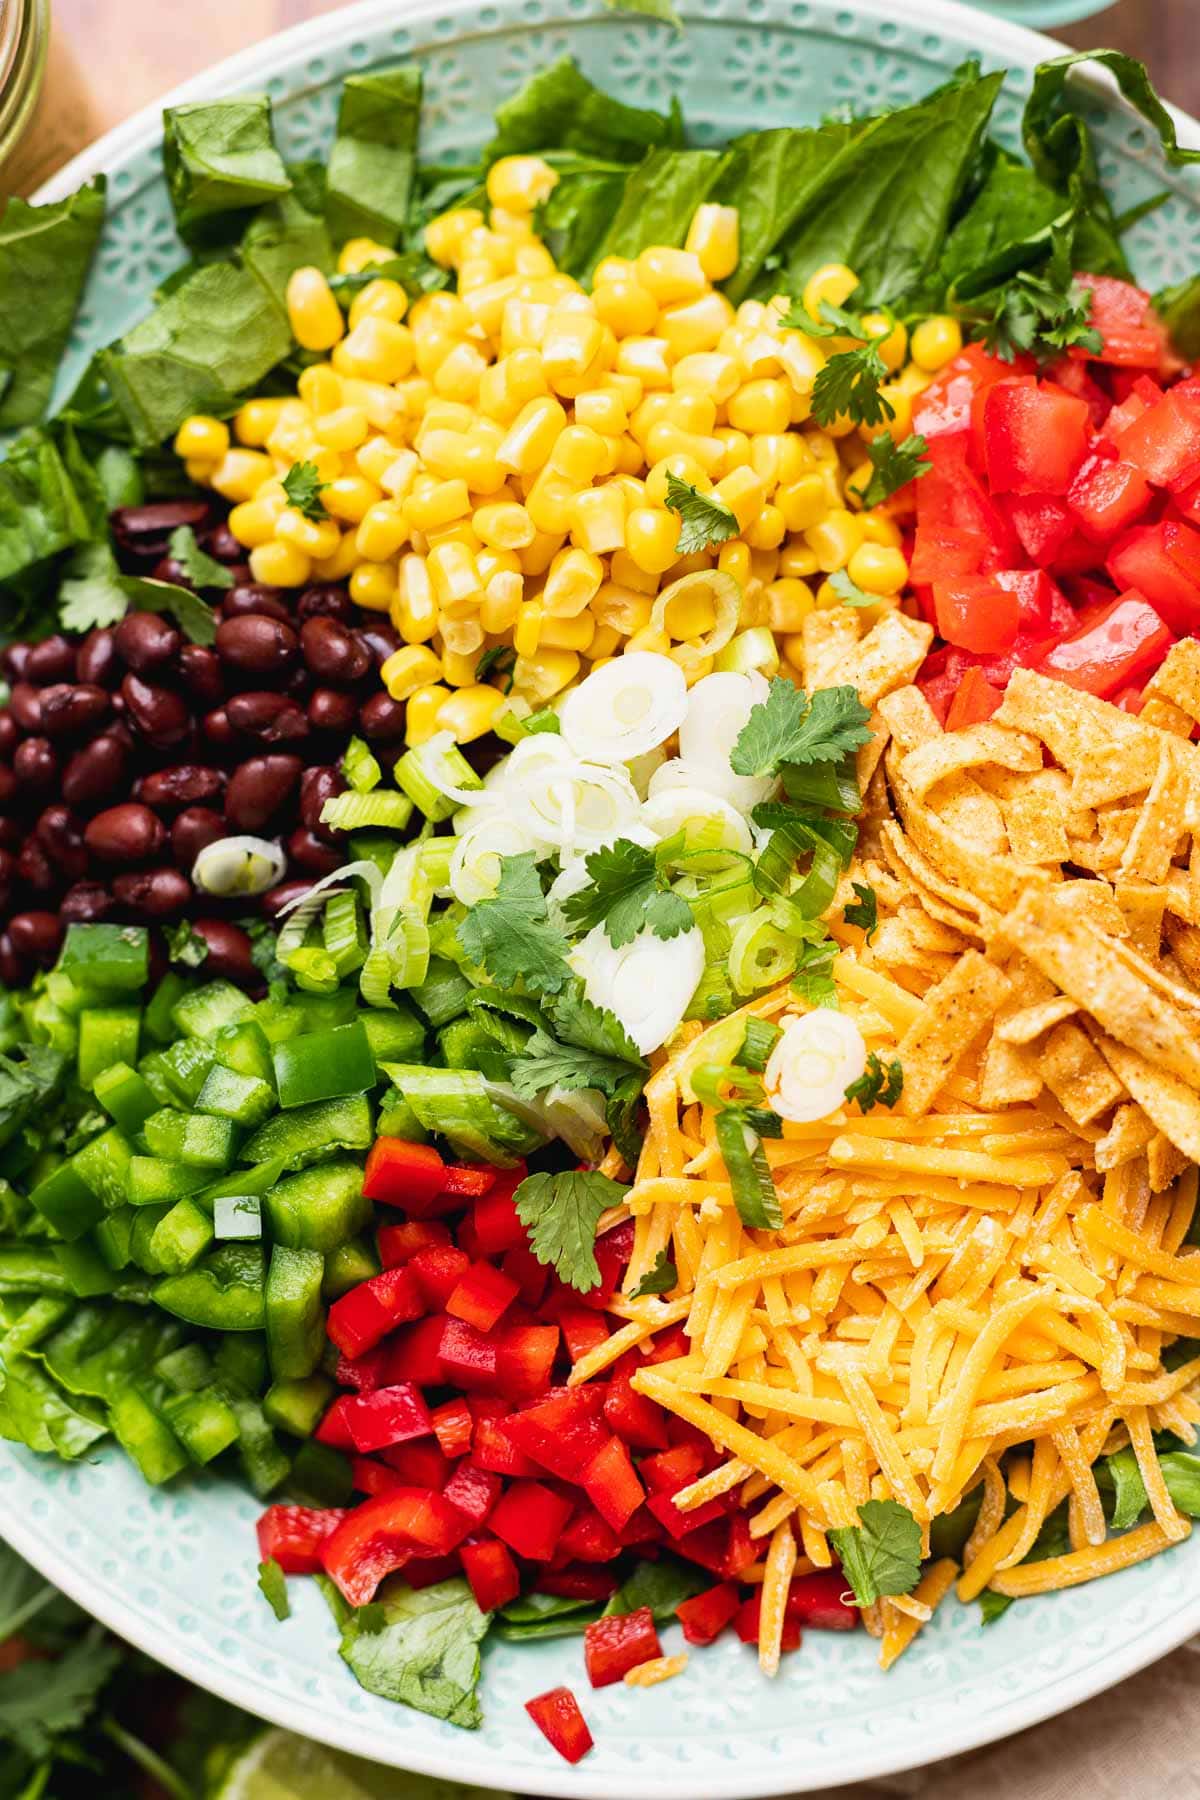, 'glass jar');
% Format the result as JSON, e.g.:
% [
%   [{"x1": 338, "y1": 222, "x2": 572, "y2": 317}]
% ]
[{"x1": 0, "y1": 0, "x2": 50, "y2": 190}]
